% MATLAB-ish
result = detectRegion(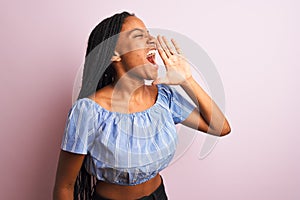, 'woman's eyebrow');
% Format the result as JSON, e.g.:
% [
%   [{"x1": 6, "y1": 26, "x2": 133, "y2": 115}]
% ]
[{"x1": 127, "y1": 28, "x2": 148, "y2": 35}]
